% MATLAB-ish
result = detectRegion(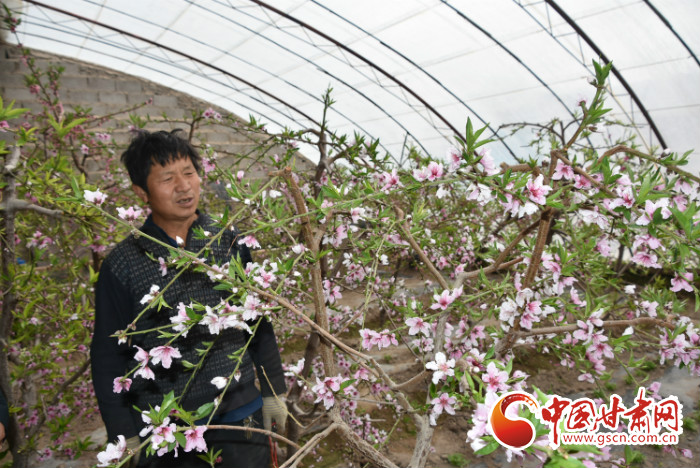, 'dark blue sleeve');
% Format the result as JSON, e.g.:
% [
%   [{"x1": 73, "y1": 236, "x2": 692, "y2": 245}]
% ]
[
  {"x1": 0, "y1": 387, "x2": 9, "y2": 429},
  {"x1": 91, "y1": 261, "x2": 140, "y2": 440}
]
